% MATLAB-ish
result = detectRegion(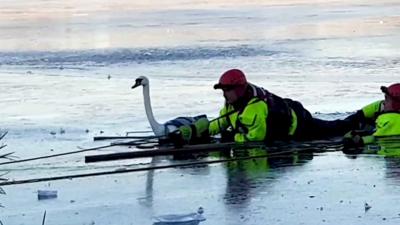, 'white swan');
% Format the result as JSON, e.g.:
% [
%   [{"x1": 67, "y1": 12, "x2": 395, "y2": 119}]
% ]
[{"x1": 132, "y1": 76, "x2": 206, "y2": 137}]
